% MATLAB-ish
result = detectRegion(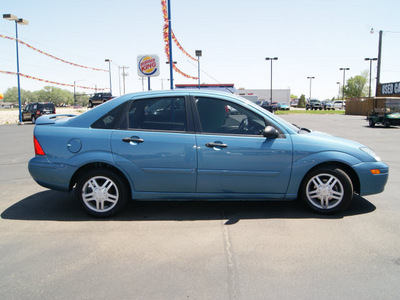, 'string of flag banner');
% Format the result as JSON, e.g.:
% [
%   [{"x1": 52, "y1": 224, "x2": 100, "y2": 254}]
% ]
[
  {"x1": 0, "y1": 70, "x2": 107, "y2": 90},
  {"x1": 0, "y1": 34, "x2": 109, "y2": 72},
  {"x1": 161, "y1": 0, "x2": 198, "y2": 80}
]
